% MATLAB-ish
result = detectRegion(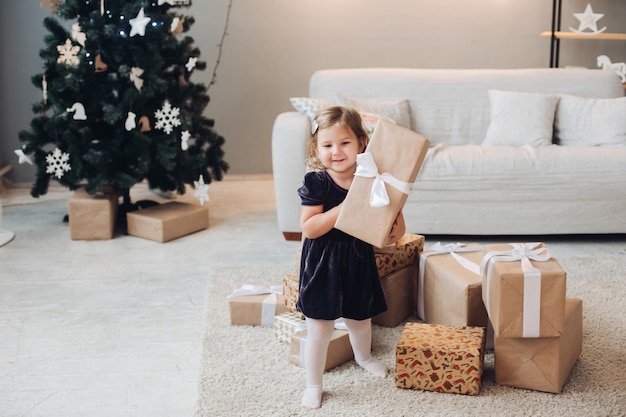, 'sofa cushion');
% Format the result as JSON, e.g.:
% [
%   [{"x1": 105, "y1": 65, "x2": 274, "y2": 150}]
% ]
[
  {"x1": 483, "y1": 90, "x2": 559, "y2": 147},
  {"x1": 555, "y1": 95, "x2": 626, "y2": 147},
  {"x1": 289, "y1": 97, "x2": 395, "y2": 137},
  {"x1": 337, "y1": 95, "x2": 412, "y2": 129}
]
